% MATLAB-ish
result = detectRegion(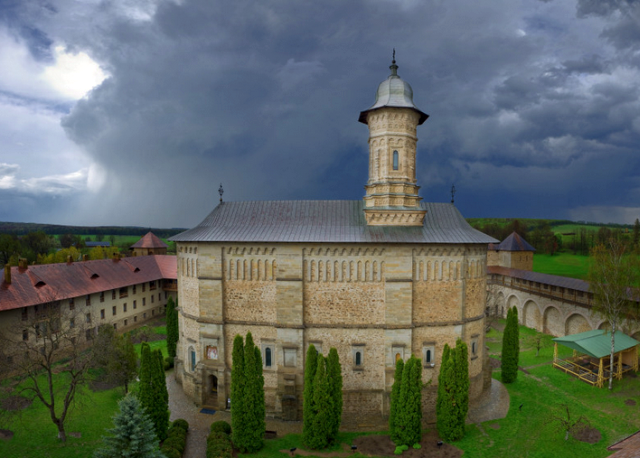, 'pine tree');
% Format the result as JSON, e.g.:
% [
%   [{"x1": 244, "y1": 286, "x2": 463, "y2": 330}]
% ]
[
  {"x1": 254, "y1": 345, "x2": 266, "y2": 445},
  {"x1": 309, "y1": 355, "x2": 331, "y2": 449},
  {"x1": 395, "y1": 357, "x2": 422, "y2": 447},
  {"x1": 166, "y1": 296, "x2": 178, "y2": 359},
  {"x1": 437, "y1": 346, "x2": 462, "y2": 441},
  {"x1": 502, "y1": 307, "x2": 519, "y2": 383},
  {"x1": 436, "y1": 344, "x2": 450, "y2": 426},
  {"x1": 389, "y1": 358, "x2": 404, "y2": 444},
  {"x1": 151, "y1": 349, "x2": 169, "y2": 440},
  {"x1": 241, "y1": 332, "x2": 264, "y2": 452},
  {"x1": 454, "y1": 339, "x2": 469, "y2": 425},
  {"x1": 139, "y1": 343, "x2": 153, "y2": 414},
  {"x1": 326, "y1": 348, "x2": 343, "y2": 444},
  {"x1": 231, "y1": 334, "x2": 246, "y2": 449},
  {"x1": 93, "y1": 394, "x2": 163, "y2": 458},
  {"x1": 303, "y1": 344, "x2": 318, "y2": 447}
]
